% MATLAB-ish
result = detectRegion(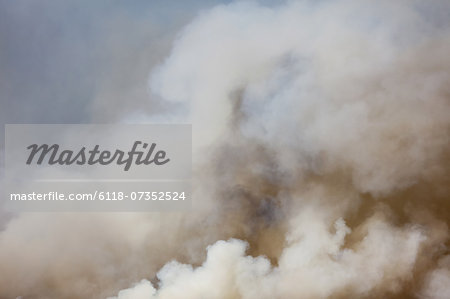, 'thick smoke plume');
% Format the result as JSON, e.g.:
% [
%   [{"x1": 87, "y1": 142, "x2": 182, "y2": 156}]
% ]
[{"x1": 1, "y1": 0, "x2": 450, "y2": 298}]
